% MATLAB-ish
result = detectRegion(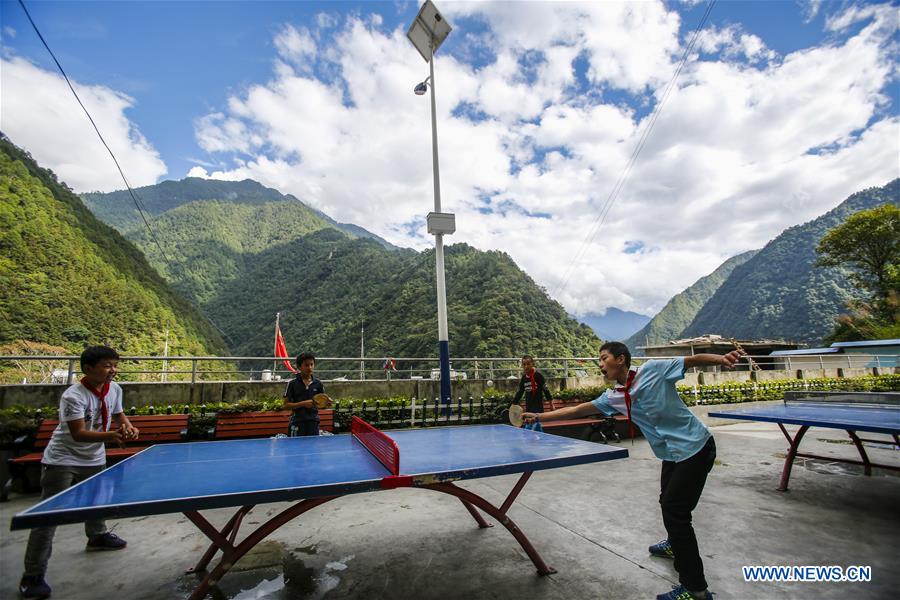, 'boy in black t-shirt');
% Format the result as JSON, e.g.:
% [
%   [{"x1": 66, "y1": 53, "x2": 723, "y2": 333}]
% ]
[
  {"x1": 282, "y1": 352, "x2": 325, "y2": 436},
  {"x1": 512, "y1": 355, "x2": 553, "y2": 414}
]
